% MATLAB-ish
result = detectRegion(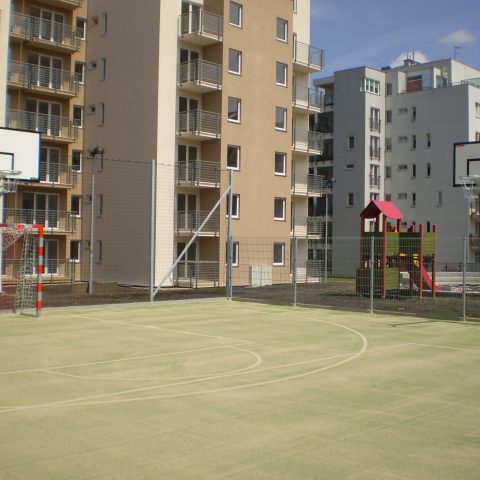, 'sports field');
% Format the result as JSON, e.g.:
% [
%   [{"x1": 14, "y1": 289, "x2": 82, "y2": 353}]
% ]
[{"x1": 1, "y1": 301, "x2": 479, "y2": 479}]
